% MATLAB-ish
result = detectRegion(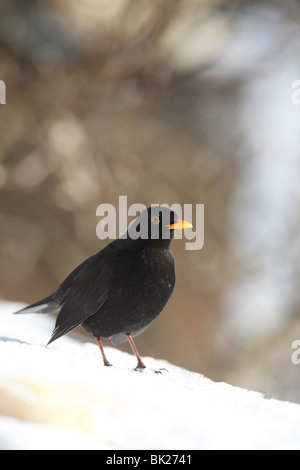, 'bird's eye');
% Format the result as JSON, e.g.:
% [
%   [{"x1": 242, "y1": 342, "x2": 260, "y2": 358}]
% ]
[{"x1": 151, "y1": 216, "x2": 160, "y2": 225}]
